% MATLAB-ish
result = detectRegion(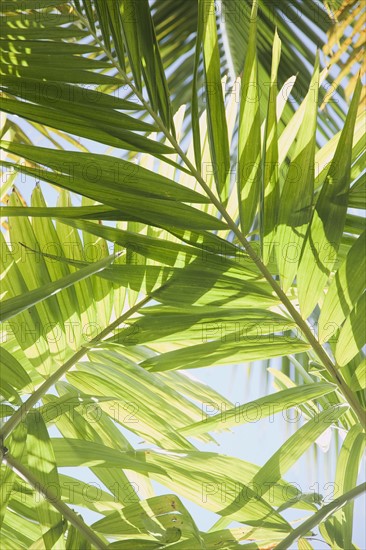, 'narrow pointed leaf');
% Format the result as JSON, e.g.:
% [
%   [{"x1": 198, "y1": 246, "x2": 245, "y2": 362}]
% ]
[
  {"x1": 261, "y1": 30, "x2": 281, "y2": 264},
  {"x1": 327, "y1": 425, "x2": 366, "y2": 548},
  {"x1": 297, "y1": 78, "x2": 362, "y2": 318},
  {"x1": 351, "y1": 359, "x2": 366, "y2": 390},
  {"x1": 141, "y1": 336, "x2": 310, "y2": 372},
  {"x1": 0, "y1": 143, "x2": 207, "y2": 203},
  {"x1": 217, "y1": 405, "x2": 347, "y2": 519},
  {"x1": 277, "y1": 54, "x2": 320, "y2": 291},
  {"x1": 120, "y1": 0, "x2": 142, "y2": 88},
  {"x1": 319, "y1": 231, "x2": 366, "y2": 343},
  {"x1": 335, "y1": 292, "x2": 366, "y2": 366},
  {"x1": 181, "y1": 382, "x2": 336, "y2": 436},
  {"x1": 238, "y1": 0, "x2": 261, "y2": 235},
  {"x1": 0, "y1": 99, "x2": 173, "y2": 155},
  {"x1": 50, "y1": 439, "x2": 164, "y2": 474},
  {"x1": 199, "y1": 0, "x2": 230, "y2": 204}
]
